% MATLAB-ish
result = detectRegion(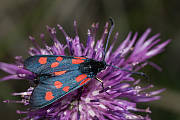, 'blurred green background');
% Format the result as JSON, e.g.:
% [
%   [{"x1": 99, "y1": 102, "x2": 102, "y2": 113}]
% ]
[{"x1": 0, "y1": 0, "x2": 179, "y2": 119}]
